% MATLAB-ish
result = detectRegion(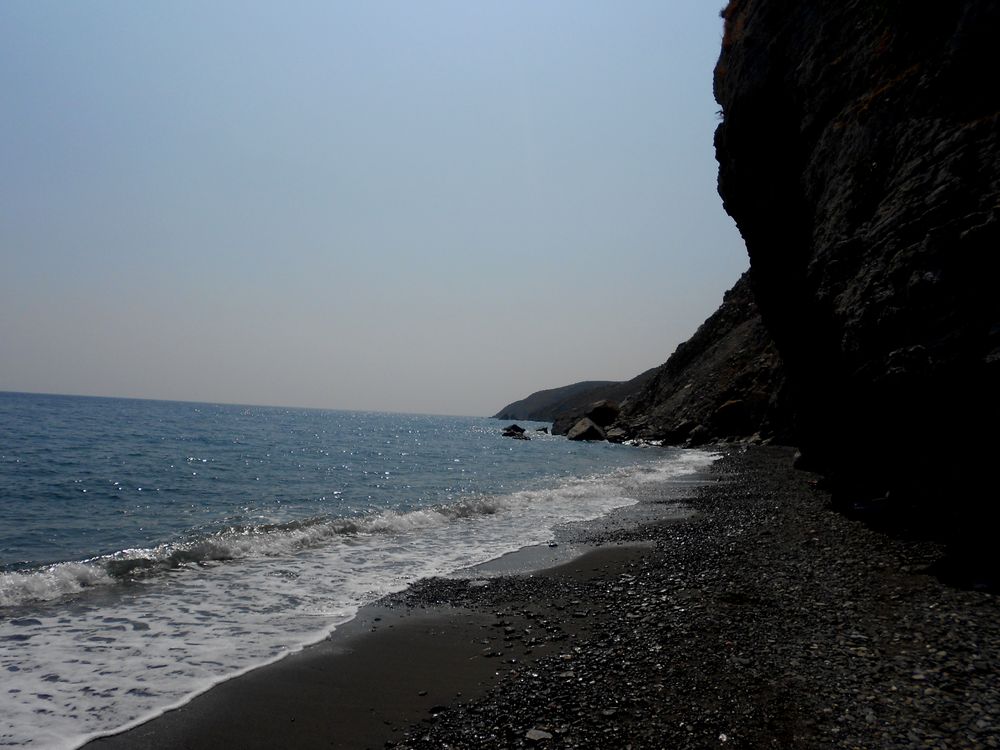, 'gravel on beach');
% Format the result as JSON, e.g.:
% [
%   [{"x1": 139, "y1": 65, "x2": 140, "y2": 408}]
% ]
[{"x1": 385, "y1": 446, "x2": 1000, "y2": 749}]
